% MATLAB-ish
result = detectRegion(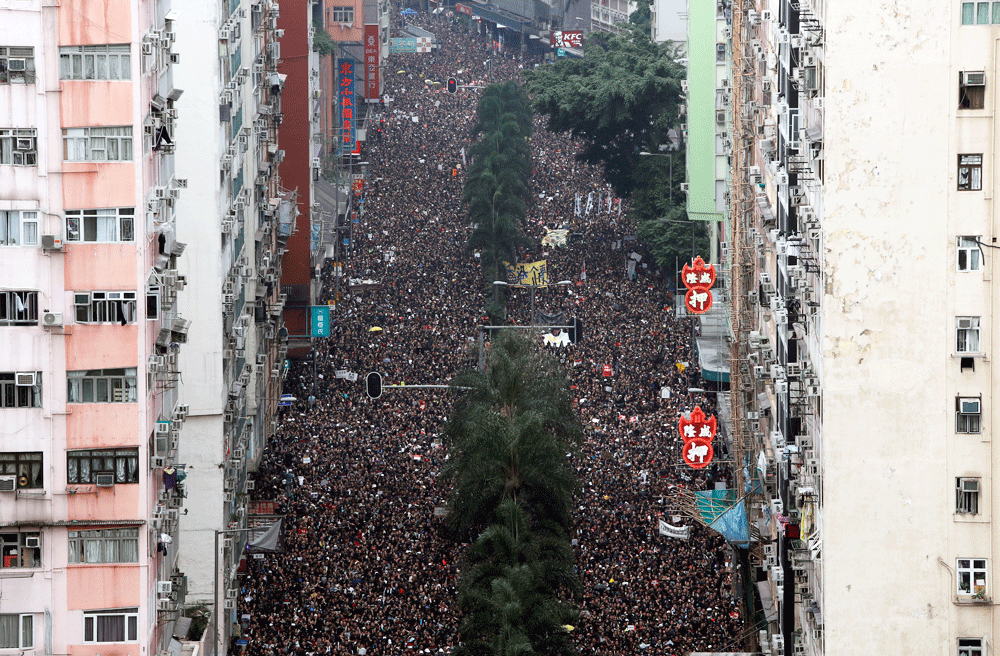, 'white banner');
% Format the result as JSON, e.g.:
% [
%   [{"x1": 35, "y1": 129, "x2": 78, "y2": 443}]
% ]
[{"x1": 658, "y1": 520, "x2": 690, "y2": 540}]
